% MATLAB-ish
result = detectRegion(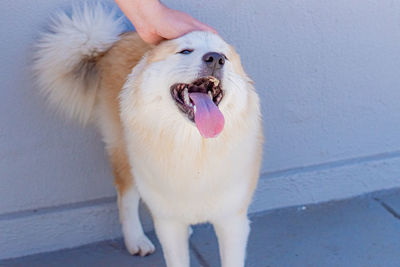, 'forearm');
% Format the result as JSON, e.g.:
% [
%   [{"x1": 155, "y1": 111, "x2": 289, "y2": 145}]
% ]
[
  {"x1": 115, "y1": 0, "x2": 216, "y2": 44},
  {"x1": 115, "y1": 0, "x2": 161, "y2": 28}
]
